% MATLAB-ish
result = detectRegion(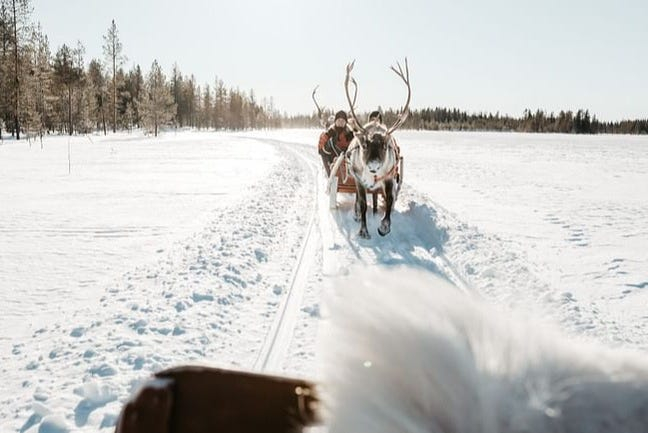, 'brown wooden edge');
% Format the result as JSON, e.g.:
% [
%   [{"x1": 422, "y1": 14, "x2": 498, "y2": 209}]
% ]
[{"x1": 115, "y1": 366, "x2": 320, "y2": 433}]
